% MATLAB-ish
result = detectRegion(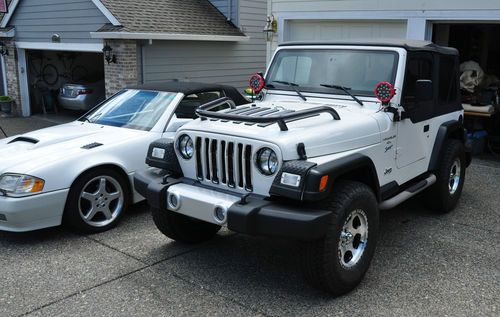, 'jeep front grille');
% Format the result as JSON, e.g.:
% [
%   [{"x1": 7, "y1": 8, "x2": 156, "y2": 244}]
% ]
[{"x1": 195, "y1": 137, "x2": 253, "y2": 192}]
